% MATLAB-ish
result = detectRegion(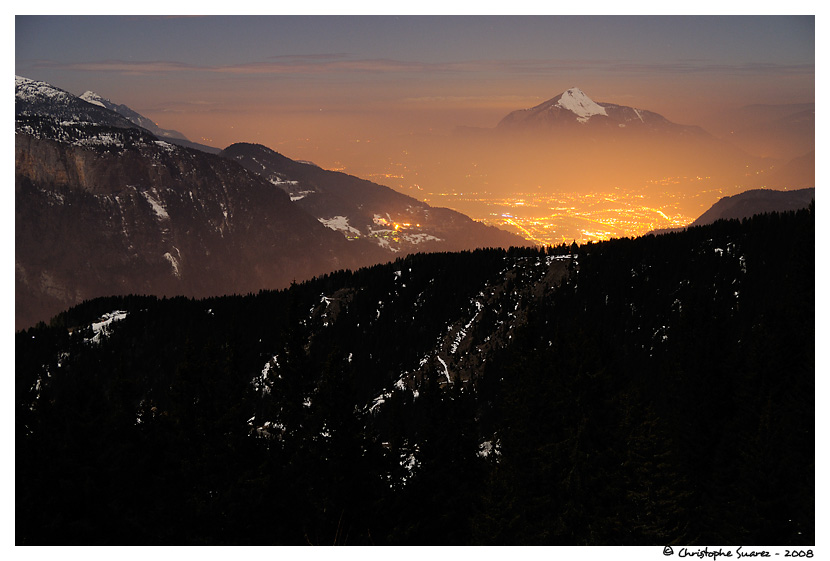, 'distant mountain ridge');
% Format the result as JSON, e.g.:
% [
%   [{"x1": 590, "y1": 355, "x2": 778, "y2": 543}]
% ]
[
  {"x1": 747, "y1": 151, "x2": 815, "y2": 191},
  {"x1": 689, "y1": 187, "x2": 815, "y2": 227},
  {"x1": 16, "y1": 76, "x2": 155, "y2": 141},
  {"x1": 77, "y1": 88, "x2": 223, "y2": 154},
  {"x1": 649, "y1": 187, "x2": 815, "y2": 235},
  {"x1": 496, "y1": 87, "x2": 706, "y2": 136},
  {"x1": 79, "y1": 90, "x2": 190, "y2": 141},
  {"x1": 448, "y1": 86, "x2": 769, "y2": 195}
]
